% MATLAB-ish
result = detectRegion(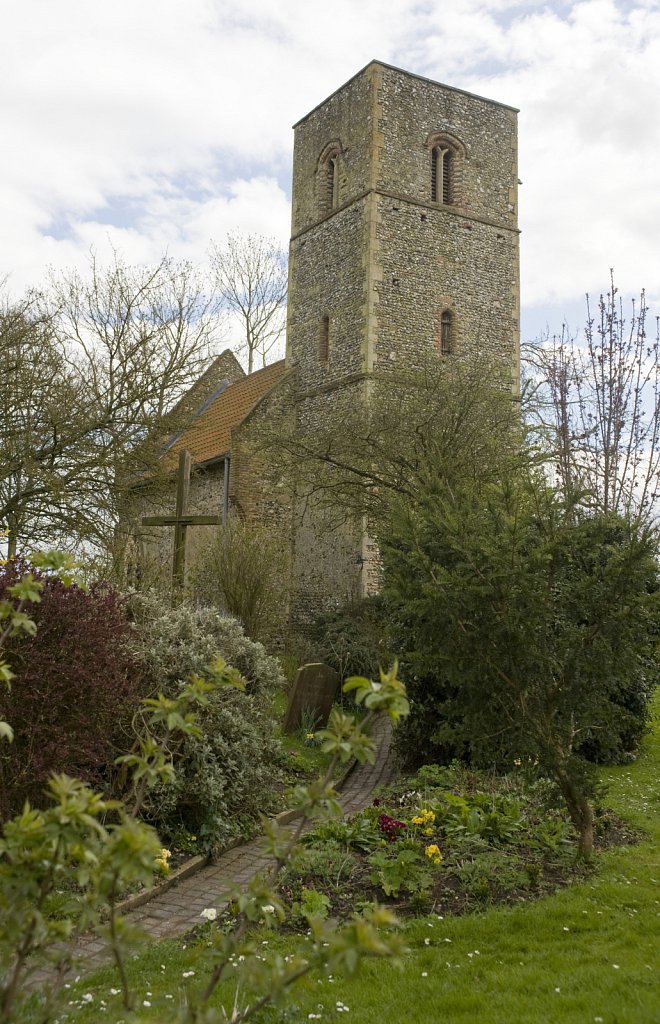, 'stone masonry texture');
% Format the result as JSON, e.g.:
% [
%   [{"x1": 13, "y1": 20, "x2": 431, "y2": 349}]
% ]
[
  {"x1": 136, "y1": 61, "x2": 520, "y2": 630},
  {"x1": 281, "y1": 60, "x2": 520, "y2": 625}
]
